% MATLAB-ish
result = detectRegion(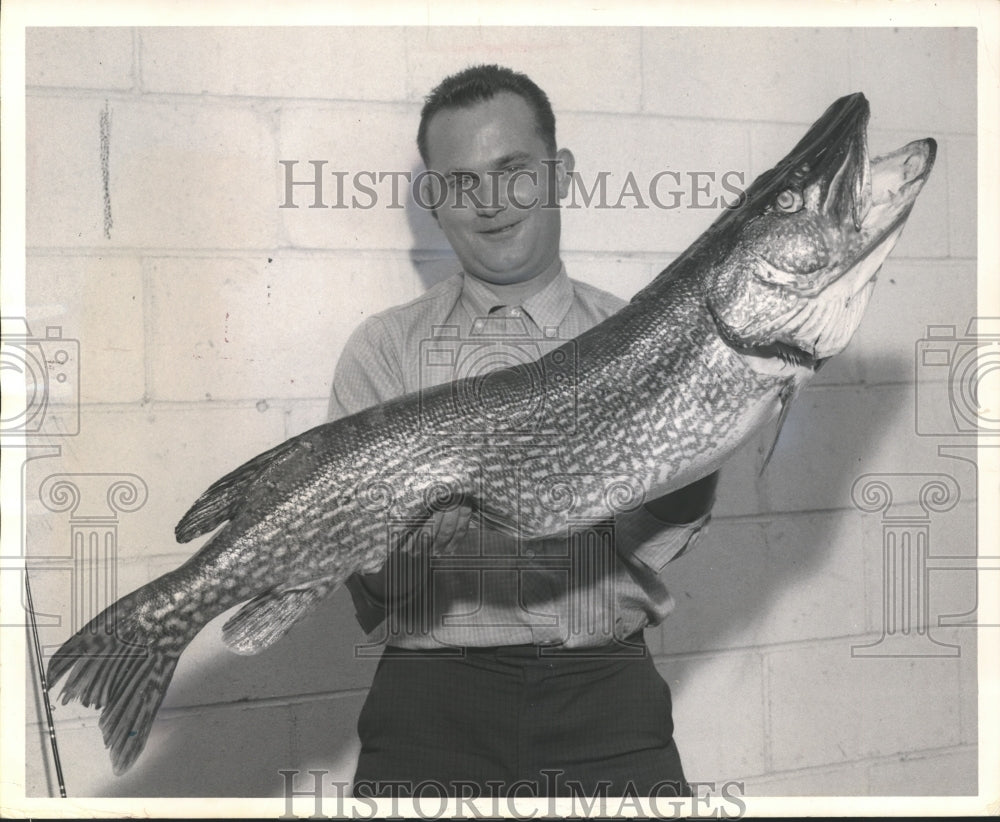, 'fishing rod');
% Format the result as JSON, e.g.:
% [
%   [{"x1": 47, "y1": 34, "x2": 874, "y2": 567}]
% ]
[{"x1": 25, "y1": 567, "x2": 67, "y2": 798}]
